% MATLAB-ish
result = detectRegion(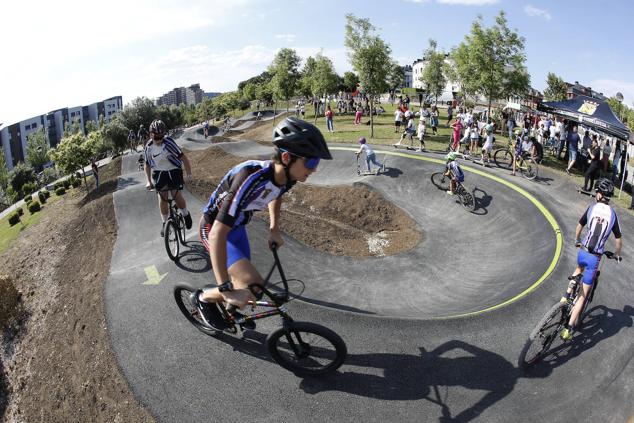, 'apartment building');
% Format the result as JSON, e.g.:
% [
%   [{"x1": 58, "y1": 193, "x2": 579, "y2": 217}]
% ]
[{"x1": 156, "y1": 84, "x2": 204, "y2": 107}]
